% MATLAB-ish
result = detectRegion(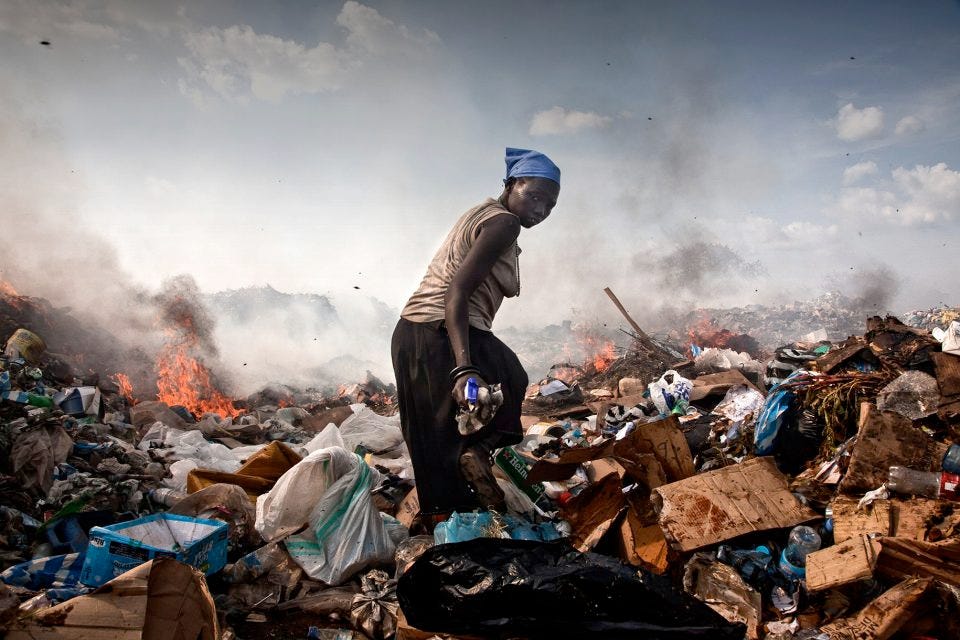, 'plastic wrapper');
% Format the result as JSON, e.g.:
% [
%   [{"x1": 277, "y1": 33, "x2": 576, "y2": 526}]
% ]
[
  {"x1": 397, "y1": 538, "x2": 746, "y2": 638},
  {"x1": 394, "y1": 535, "x2": 434, "y2": 579},
  {"x1": 433, "y1": 512, "x2": 562, "y2": 545},
  {"x1": 338, "y1": 404, "x2": 405, "y2": 455},
  {"x1": 350, "y1": 569, "x2": 398, "y2": 640},
  {"x1": 712, "y1": 384, "x2": 765, "y2": 424},
  {"x1": 876, "y1": 370, "x2": 940, "y2": 420},
  {"x1": 754, "y1": 370, "x2": 804, "y2": 456}
]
